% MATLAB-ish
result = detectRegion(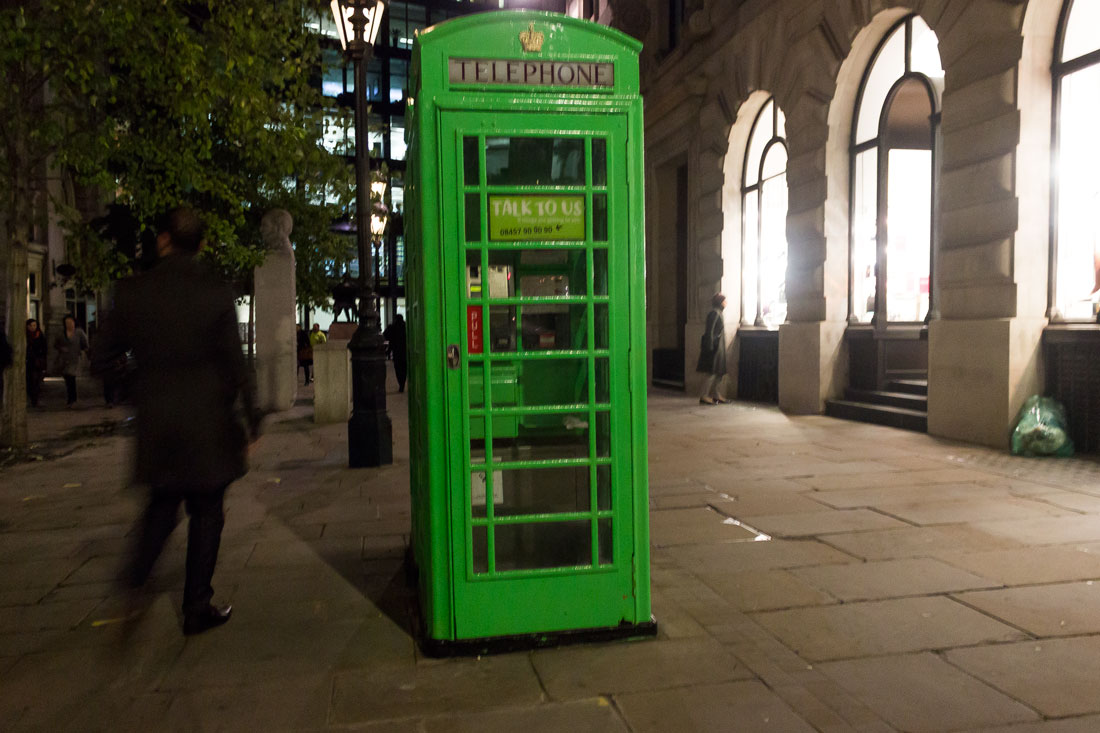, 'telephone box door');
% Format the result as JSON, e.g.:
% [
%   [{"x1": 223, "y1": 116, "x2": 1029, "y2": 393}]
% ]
[{"x1": 440, "y1": 110, "x2": 635, "y2": 638}]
